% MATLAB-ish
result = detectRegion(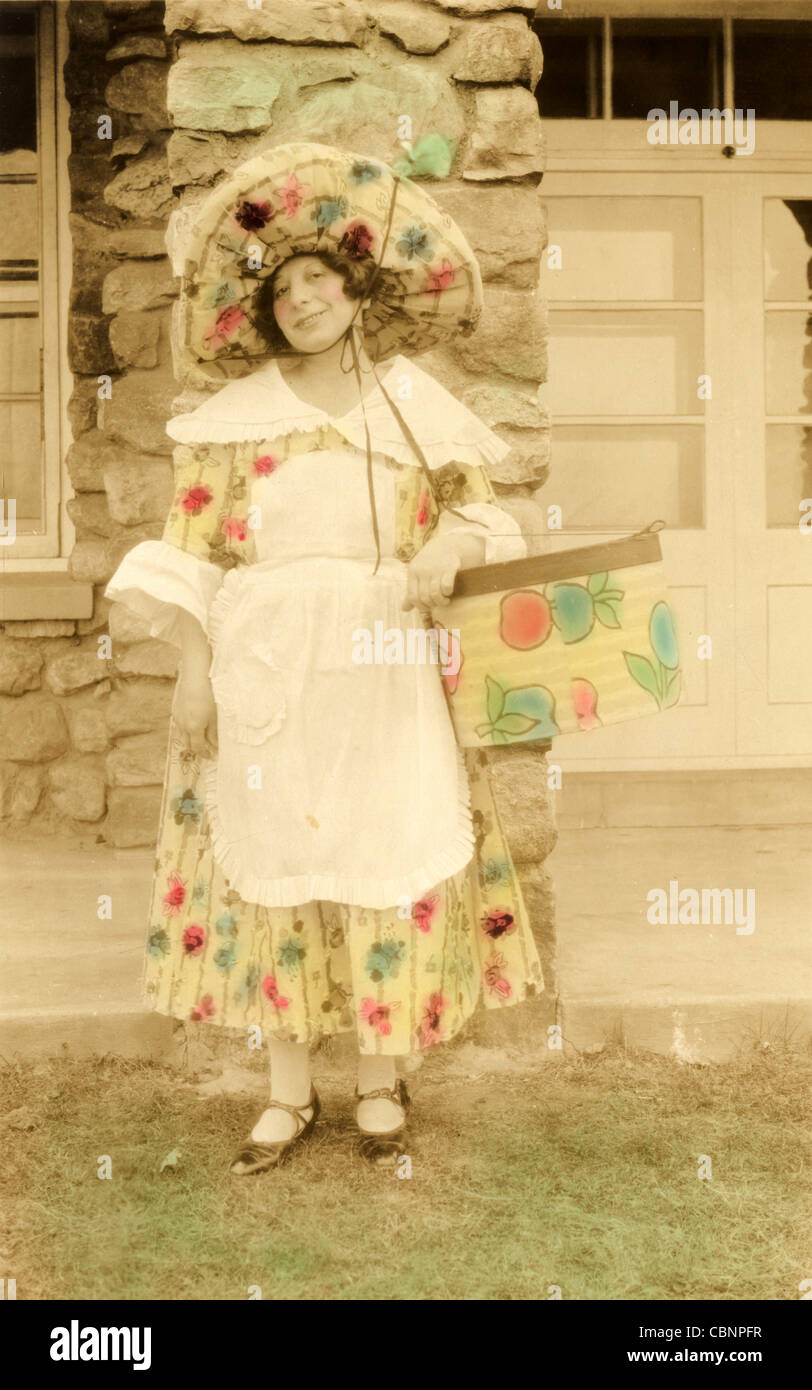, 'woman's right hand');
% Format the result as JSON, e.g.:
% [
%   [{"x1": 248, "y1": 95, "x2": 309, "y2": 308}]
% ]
[{"x1": 175, "y1": 669, "x2": 218, "y2": 760}]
